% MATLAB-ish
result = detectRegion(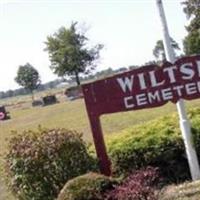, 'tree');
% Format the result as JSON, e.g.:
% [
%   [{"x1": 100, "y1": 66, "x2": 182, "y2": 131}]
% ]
[
  {"x1": 182, "y1": 0, "x2": 200, "y2": 31},
  {"x1": 153, "y1": 38, "x2": 180, "y2": 61},
  {"x1": 15, "y1": 63, "x2": 41, "y2": 101},
  {"x1": 44, "y1": 22, "x2": 103, "y2": 86},
  {"x1": 183, "y1": 31, "x2": 200, "y2": 55},
  {"x1": 182, "y1": 0, "x2": 200, "y2": 55}
]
